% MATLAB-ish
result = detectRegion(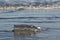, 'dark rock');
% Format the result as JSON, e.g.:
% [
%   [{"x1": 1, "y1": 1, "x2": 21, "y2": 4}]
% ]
[{"x1": 13, "y1": 24, "x2": 41, "y2": 34}]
